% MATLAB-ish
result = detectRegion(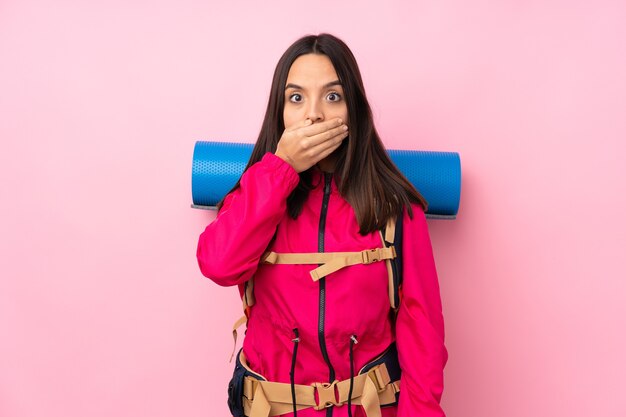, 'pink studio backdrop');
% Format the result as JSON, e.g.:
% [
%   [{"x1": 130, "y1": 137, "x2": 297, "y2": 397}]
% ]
[{"x1": 1, "y1": 1, "x2": 625, "y2": 416}]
